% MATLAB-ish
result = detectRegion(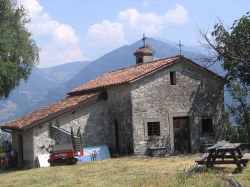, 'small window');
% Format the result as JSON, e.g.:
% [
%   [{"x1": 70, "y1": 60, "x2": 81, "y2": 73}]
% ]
[
  {"x1": 202, "y1": 118, "x2": 213, "y2": 133},
  {"x1": 147, "y1": 122, "x2": 160, "y2": 136},
  {"x1": 137, "y1": 57, "x2": 143, "y2": 64},
  {"x1": 170, "y1": 71, "x2": 176, "y2": 85}
]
